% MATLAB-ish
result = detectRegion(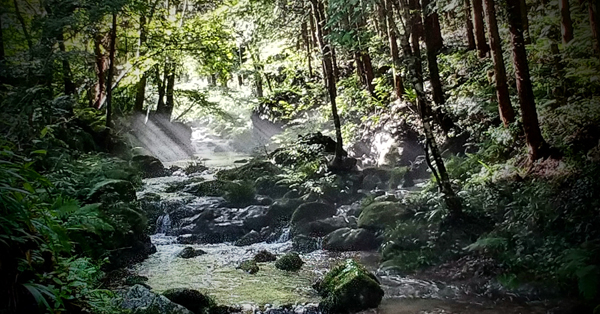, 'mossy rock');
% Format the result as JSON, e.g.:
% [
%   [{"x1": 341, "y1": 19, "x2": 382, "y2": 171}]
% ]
[
  {"x1": 223, "y1": 181, "x2": 256, "y2": 207},
  {"x1": 275, "y1": 252, "x2": 304, "y2": 271},
  {"x1": 322, "y1": 228, "x2": 379, "y2": 252},
  {"x1": 266, "y1": 198, "x2": 305, "y2": 223},
  {"x1": 254, "y1": 250, "x2": 277, "y2": 262},
  {"x1": 162, "y1": 288, "x2": 214, "y2": 314},
  {"x1": 318, "y1": 259, "x2": 384, "y2": 313},
  {"x1": 125, "y1": 275, "x2": 149, "y2": 286},
  {"x1": 255, "y1": 175, "x2": 289, "y2": 198},
  {"x1": 290, "y1": 202, "x2": 336, "y2": 225},
  {"x1": 357, "y1": 201, "x2": 407, "y2": 231},
  {"x1": 87, "y1": 179, "x2": 137, "y2": 203},
  {"x1": 184, "y1": 180, "x2": 229, "y2": 197},
  {"x1": 131, "y1": 148, "x2": 166, "y2": 178},
  {"x1": 237, "y1": 259, "x2": 259, "y2": 274},
  {"x1": 216, "y1": 159, "x2": 281, "y2": 181},
  {"x1": 177, "y1": 247, "x2": 206, "y2": 259}
]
